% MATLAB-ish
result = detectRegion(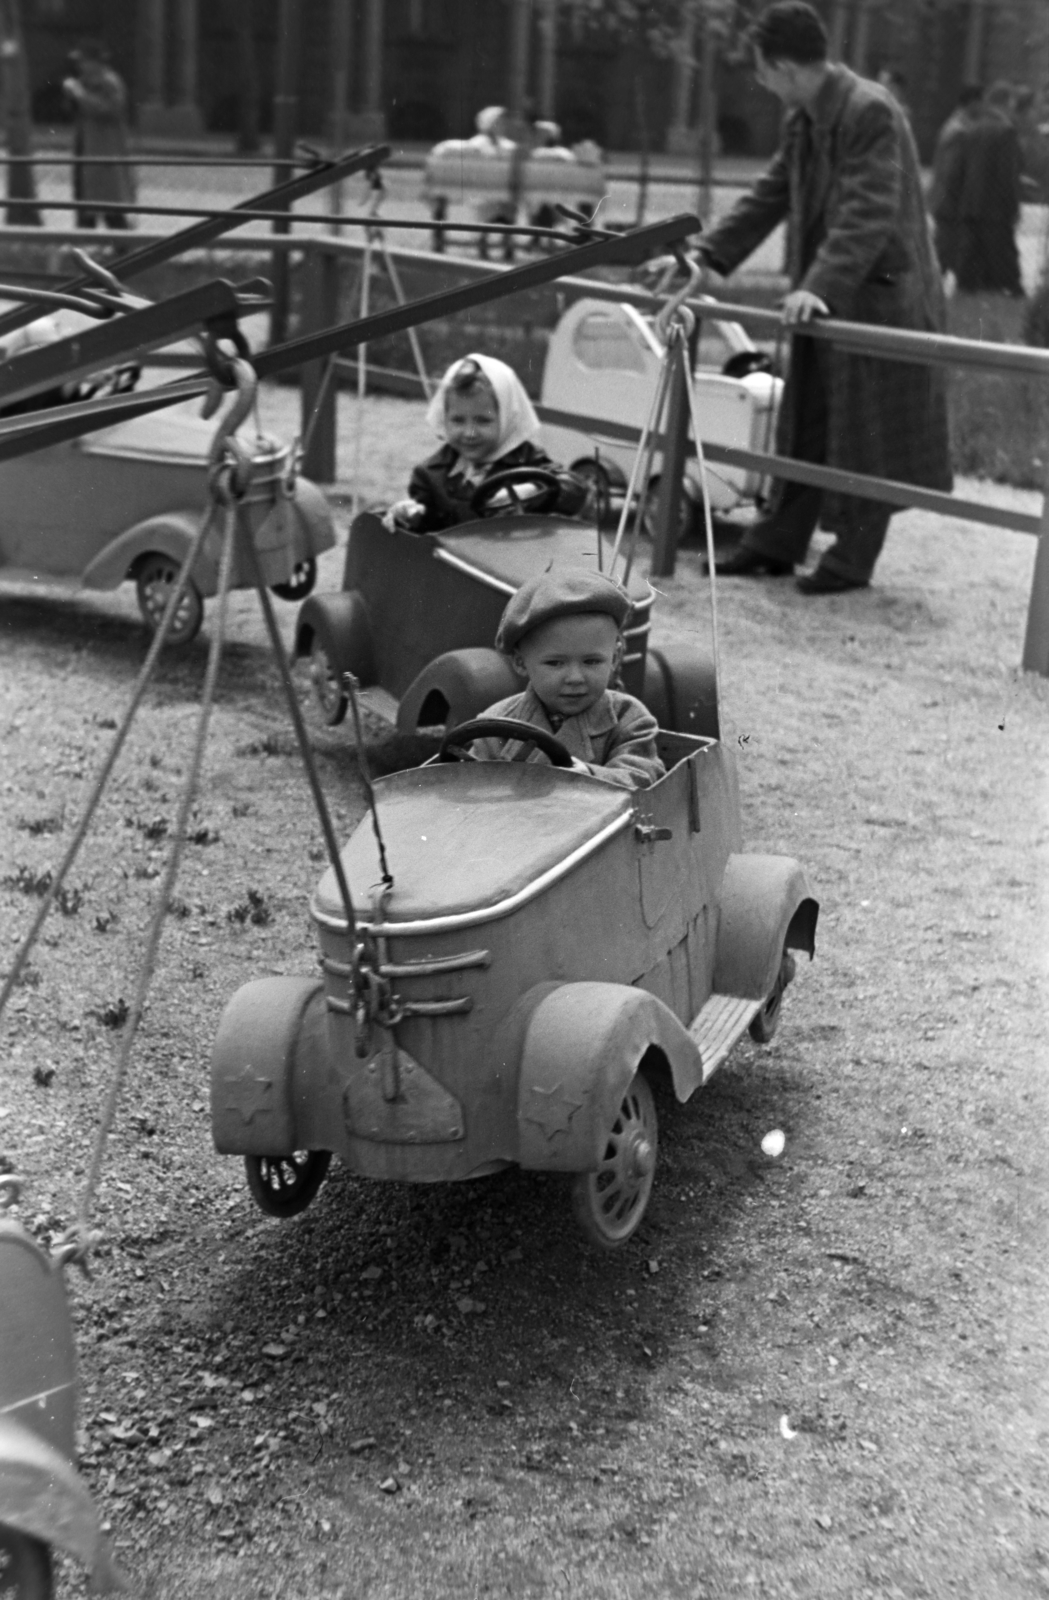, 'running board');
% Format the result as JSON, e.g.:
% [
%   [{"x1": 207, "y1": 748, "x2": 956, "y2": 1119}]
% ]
[{"x1": 689, "y1": 992, "x2": 762, "y2": 1079}]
